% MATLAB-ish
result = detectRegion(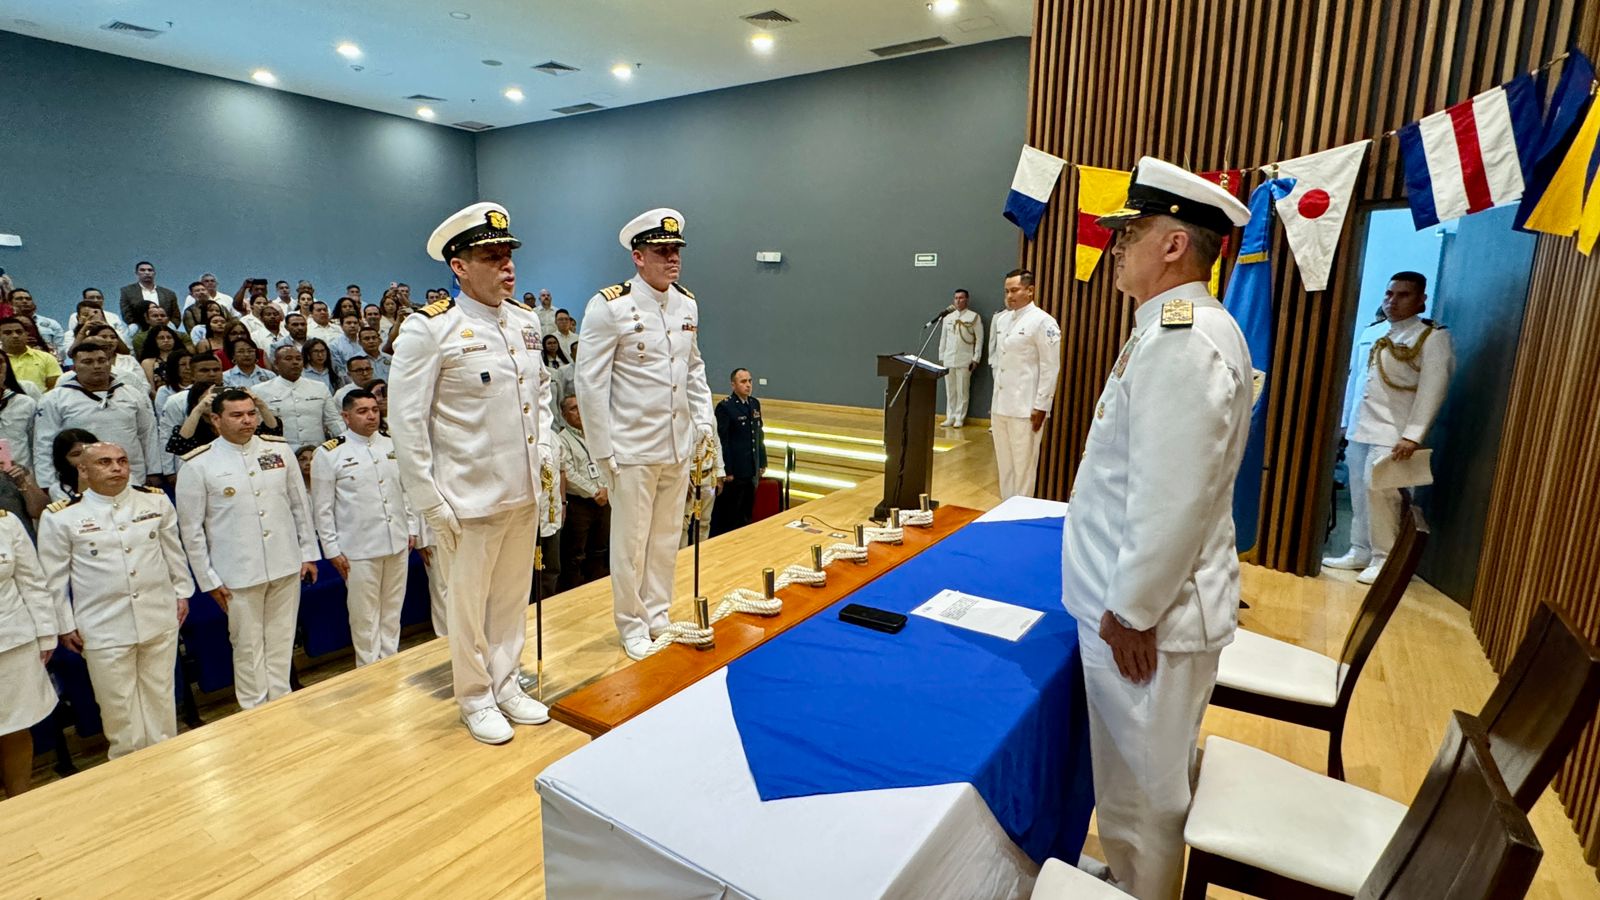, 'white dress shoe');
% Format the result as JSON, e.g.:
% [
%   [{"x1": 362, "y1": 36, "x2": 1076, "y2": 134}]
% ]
[
  {"x1": 623, "y1": 637, "x2": 653, "y2": 661},
  {"x1": 1355, "y1": 563, "x2": 1384, "y2": 585},
  {"x1": 461, "y1": 707, "x2": 514, "y2": 744},
  {"x1": 1321, "y1": 551, "x2": 1371, "y2": 570},
  {"x1": 498, "y1": 691, "x2": 550, "y2": 725}
]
